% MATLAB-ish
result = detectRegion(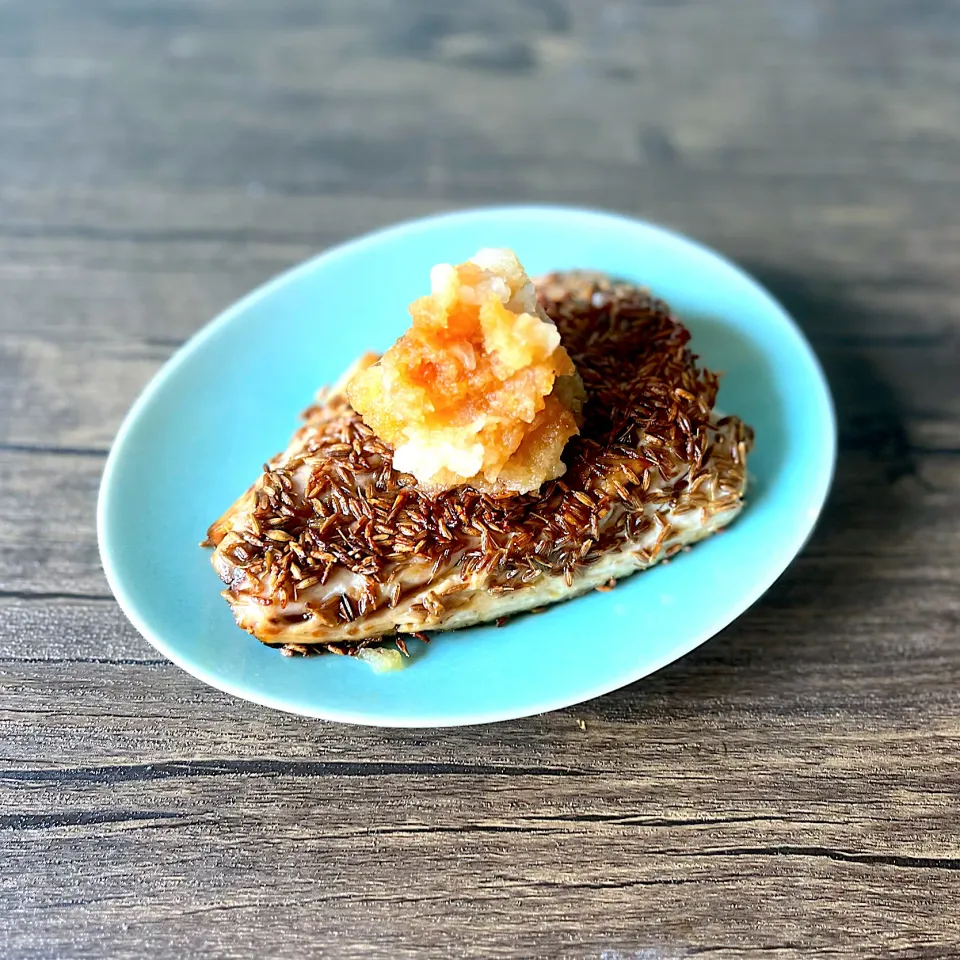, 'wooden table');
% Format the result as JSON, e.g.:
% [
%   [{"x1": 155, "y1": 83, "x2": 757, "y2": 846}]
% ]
[{"x1": 3, "y1": 2, "x2": 959, "y2": 957}]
